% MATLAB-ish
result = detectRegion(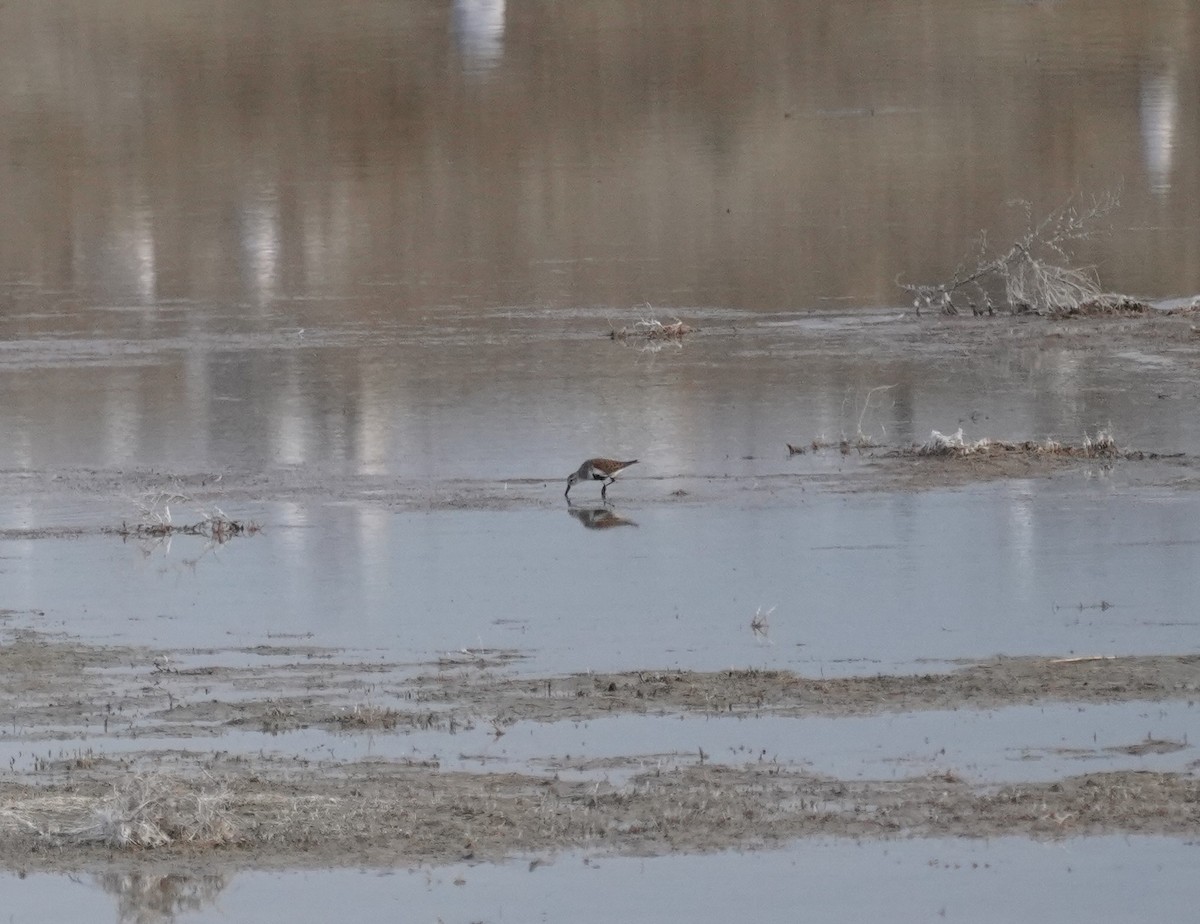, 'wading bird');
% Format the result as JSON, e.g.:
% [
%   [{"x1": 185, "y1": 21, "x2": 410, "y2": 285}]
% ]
[{"x1": 565, "y1": 458, "x2": 638, "y2": 501}]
